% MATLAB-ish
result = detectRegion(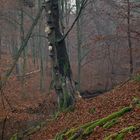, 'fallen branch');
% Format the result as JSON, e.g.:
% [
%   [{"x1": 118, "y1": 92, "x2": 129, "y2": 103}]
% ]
[
  {"x1": 1, "y1": 116, "x2": 7, "y2": 140},
  {"x1": 17, "y1": 70, "x2": 40, "y2": 78}
]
